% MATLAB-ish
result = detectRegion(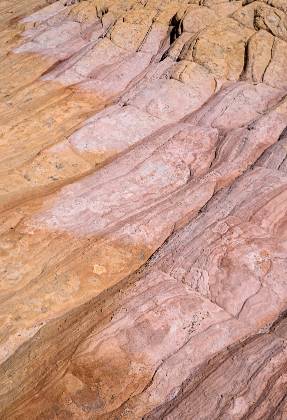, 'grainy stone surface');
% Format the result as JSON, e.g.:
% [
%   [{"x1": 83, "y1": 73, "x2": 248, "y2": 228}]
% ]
[{"x1": 1, "y1": 0, "x2": 287, "y2": 418}]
